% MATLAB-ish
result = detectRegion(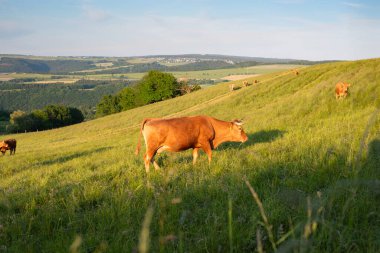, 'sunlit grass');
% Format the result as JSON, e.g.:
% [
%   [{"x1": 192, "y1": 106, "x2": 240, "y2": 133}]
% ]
[{"x1": 0, "y1": 59, "x2": 379, "y2": 252}]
